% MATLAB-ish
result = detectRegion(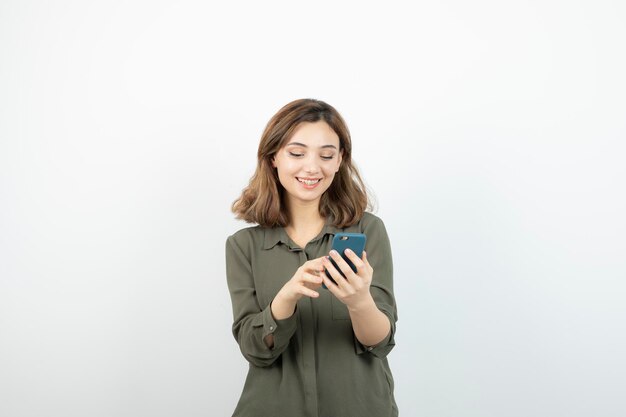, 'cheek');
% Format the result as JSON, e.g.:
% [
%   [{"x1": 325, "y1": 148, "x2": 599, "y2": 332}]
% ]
[
  {"x1": 276, "y1": 162, "x2": 299, "y2": 185},
  {"x1": 324, "y1": 162, "x2": 340, "y2": 176},
  {"x1": 274, "y1": 157, "x2": 293, "y2": 174}
]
